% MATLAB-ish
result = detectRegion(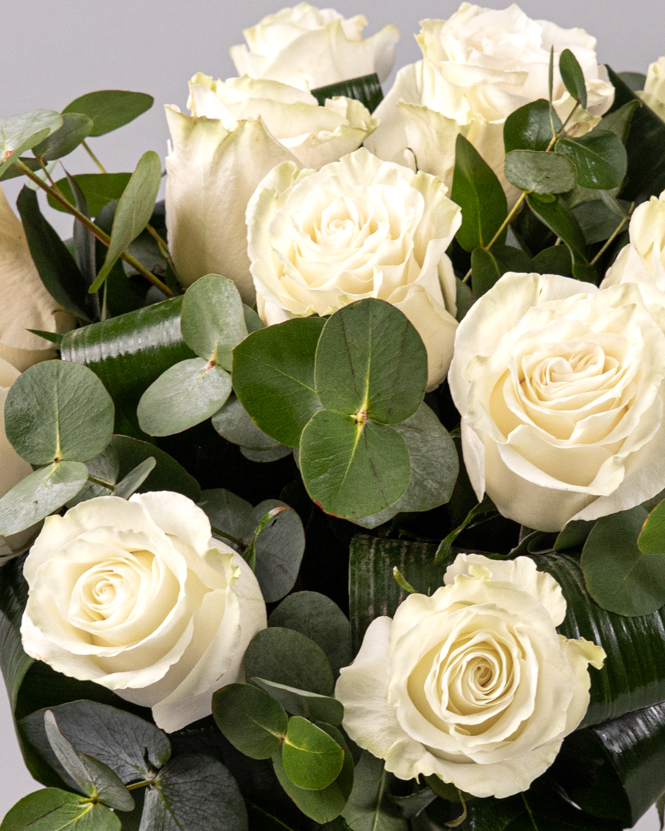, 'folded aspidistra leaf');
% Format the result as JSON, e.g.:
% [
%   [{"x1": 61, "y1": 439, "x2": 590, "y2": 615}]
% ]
[{"x1": 310, "y1": 72, "x2": 383, "y2": 113}]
